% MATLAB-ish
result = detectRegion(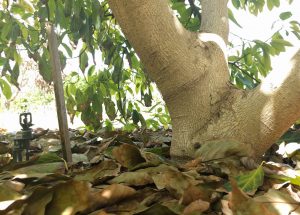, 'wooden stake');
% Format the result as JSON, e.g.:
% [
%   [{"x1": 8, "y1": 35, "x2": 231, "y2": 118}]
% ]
[{"x1": 46, "y1": 22, "x2": 72, "y2": 163}]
